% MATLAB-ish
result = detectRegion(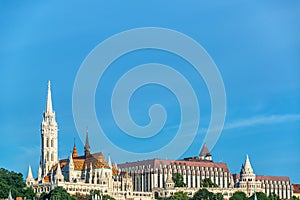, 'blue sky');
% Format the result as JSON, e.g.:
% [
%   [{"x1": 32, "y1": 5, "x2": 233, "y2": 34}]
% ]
[{"x1": 0, "y1": 1, "x2": 300, "y2": 183}]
